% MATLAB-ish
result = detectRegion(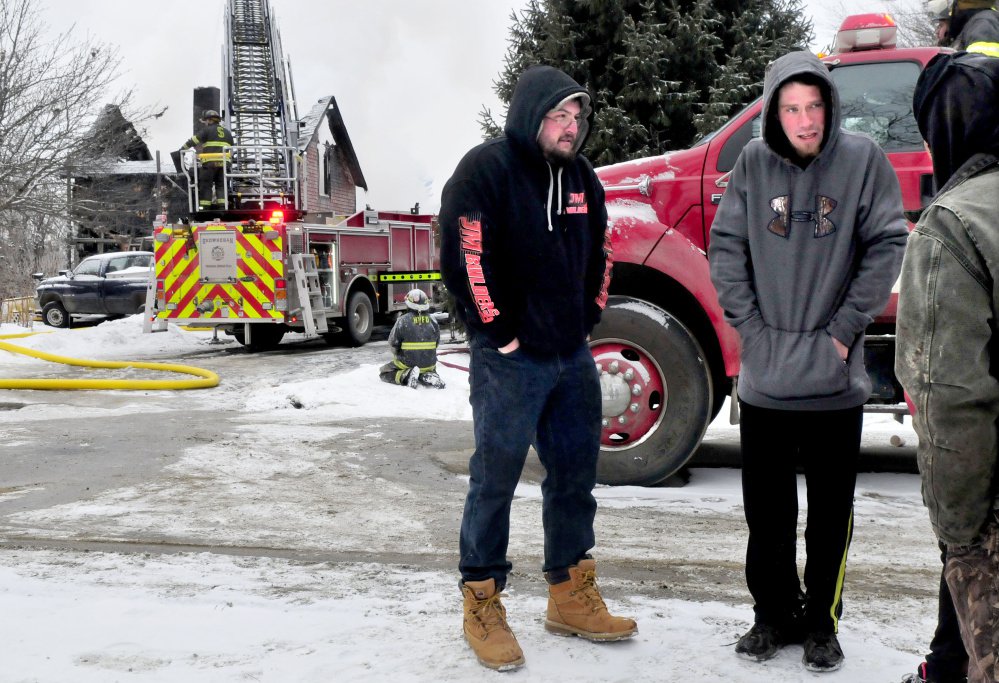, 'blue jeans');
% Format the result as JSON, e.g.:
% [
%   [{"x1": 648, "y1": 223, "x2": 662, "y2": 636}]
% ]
[{"x1": 459, "y1": 342, "x2": 600, "y2": 588}]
